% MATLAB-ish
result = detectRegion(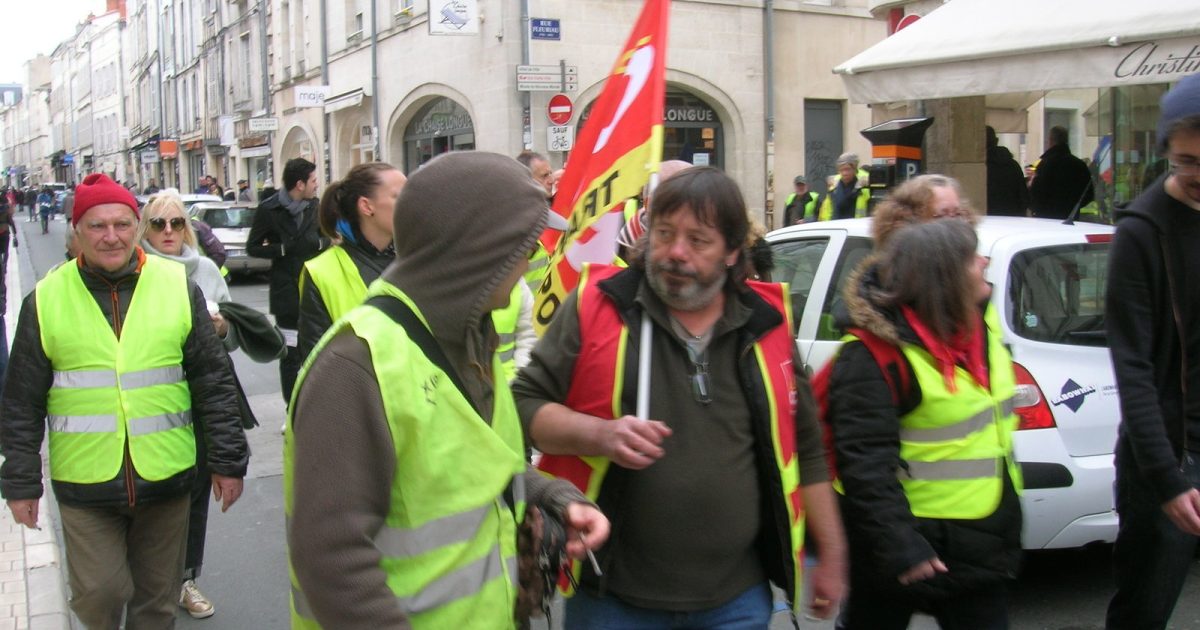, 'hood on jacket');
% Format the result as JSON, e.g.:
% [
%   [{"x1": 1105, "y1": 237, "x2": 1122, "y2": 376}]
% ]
[
  {"x1": 987, "y1": 144, "x2": 1016, "y2": 165},
  {"x1": 382, "y1": 151, "x2": 548, "y2": 402},
  {"x1": 843, "y1": 256, "x2": 903, "y2": 346}
]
